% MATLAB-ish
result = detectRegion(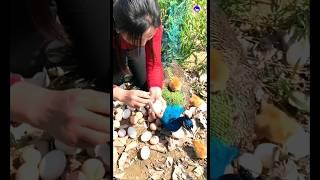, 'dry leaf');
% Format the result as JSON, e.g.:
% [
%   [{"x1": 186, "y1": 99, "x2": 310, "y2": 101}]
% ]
[
  {"x1": 118, "y1": 152, "x2": 129, "y2": 171},
  {"x1": 124, "y1": 141, "x2": 138, "y2": 152}
]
